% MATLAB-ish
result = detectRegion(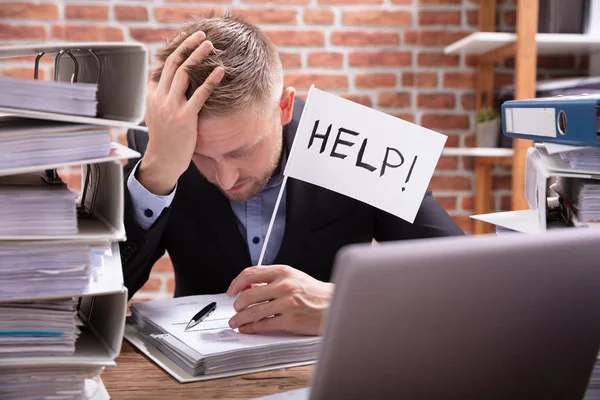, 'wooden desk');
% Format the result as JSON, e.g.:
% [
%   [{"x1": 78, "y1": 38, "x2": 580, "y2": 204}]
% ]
[{"x1": 102, "y1": 340, "x2": 314, "y2": 399}]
